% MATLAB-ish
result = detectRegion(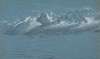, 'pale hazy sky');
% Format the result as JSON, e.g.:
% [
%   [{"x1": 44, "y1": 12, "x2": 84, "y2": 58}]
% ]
[{"x1": 0, "y1": 0, "x2": 96, "y2": 17}]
